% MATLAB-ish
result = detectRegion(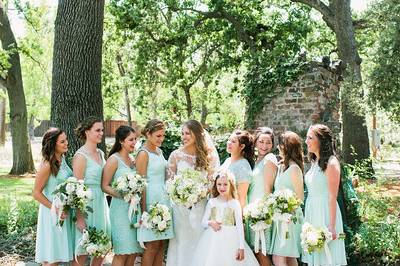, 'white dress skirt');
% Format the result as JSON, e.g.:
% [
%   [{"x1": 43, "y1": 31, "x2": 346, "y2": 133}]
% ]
[{"x1": 190, "y1": 198, "x2": 259, "y2": 266}]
